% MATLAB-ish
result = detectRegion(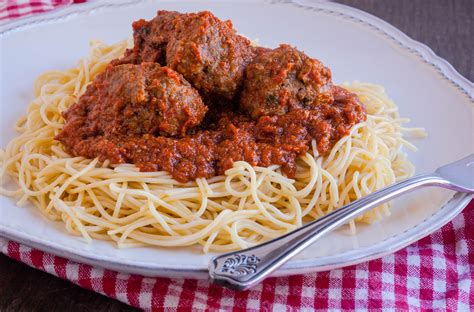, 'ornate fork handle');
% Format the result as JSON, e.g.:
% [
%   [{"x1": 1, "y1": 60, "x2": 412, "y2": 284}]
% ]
[{"x1": 209, "y1": 174, "x2": 453, "y2": 291}]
